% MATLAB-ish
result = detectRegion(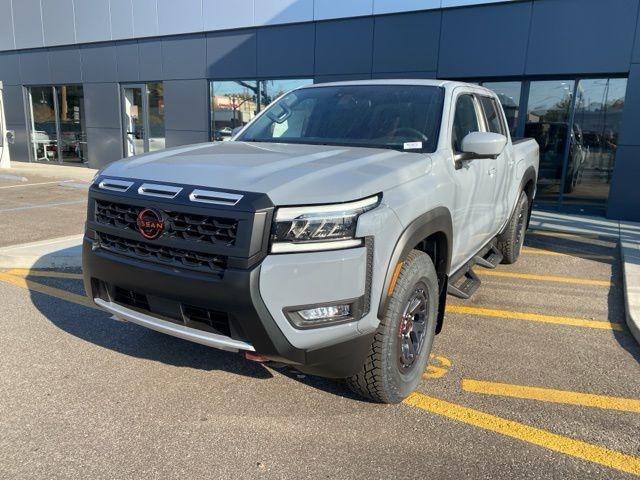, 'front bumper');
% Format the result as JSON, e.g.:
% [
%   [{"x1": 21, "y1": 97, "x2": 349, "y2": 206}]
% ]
[{"x1": 83, "y1": 238, "x2": 374, "y2": 378}]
